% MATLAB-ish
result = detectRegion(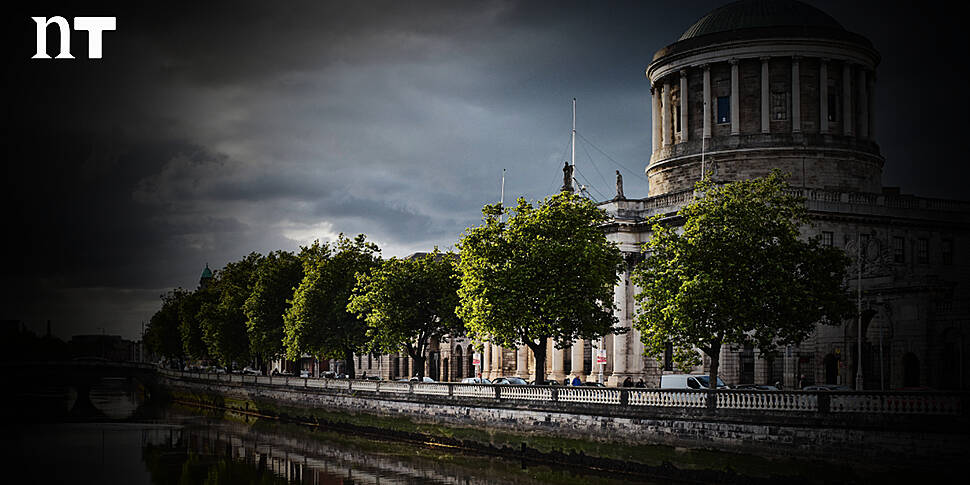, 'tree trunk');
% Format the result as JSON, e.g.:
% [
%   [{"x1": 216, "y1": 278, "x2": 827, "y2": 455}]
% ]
[
  {"x1": 411, "y1": 353, "x2": 426, "y2": 380},
  {"x1": 344, "y1": 348, "x2": 355, "y2": 378},
  {"x1": 528, "y1": 340, "x2": 547, "y2": 383},
  {"x1": 708, "y1": 340, "x2": 722, "y2": 411},
  {"x1": 708, "y1": 340, "x2": 722, "y2": 388}
]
